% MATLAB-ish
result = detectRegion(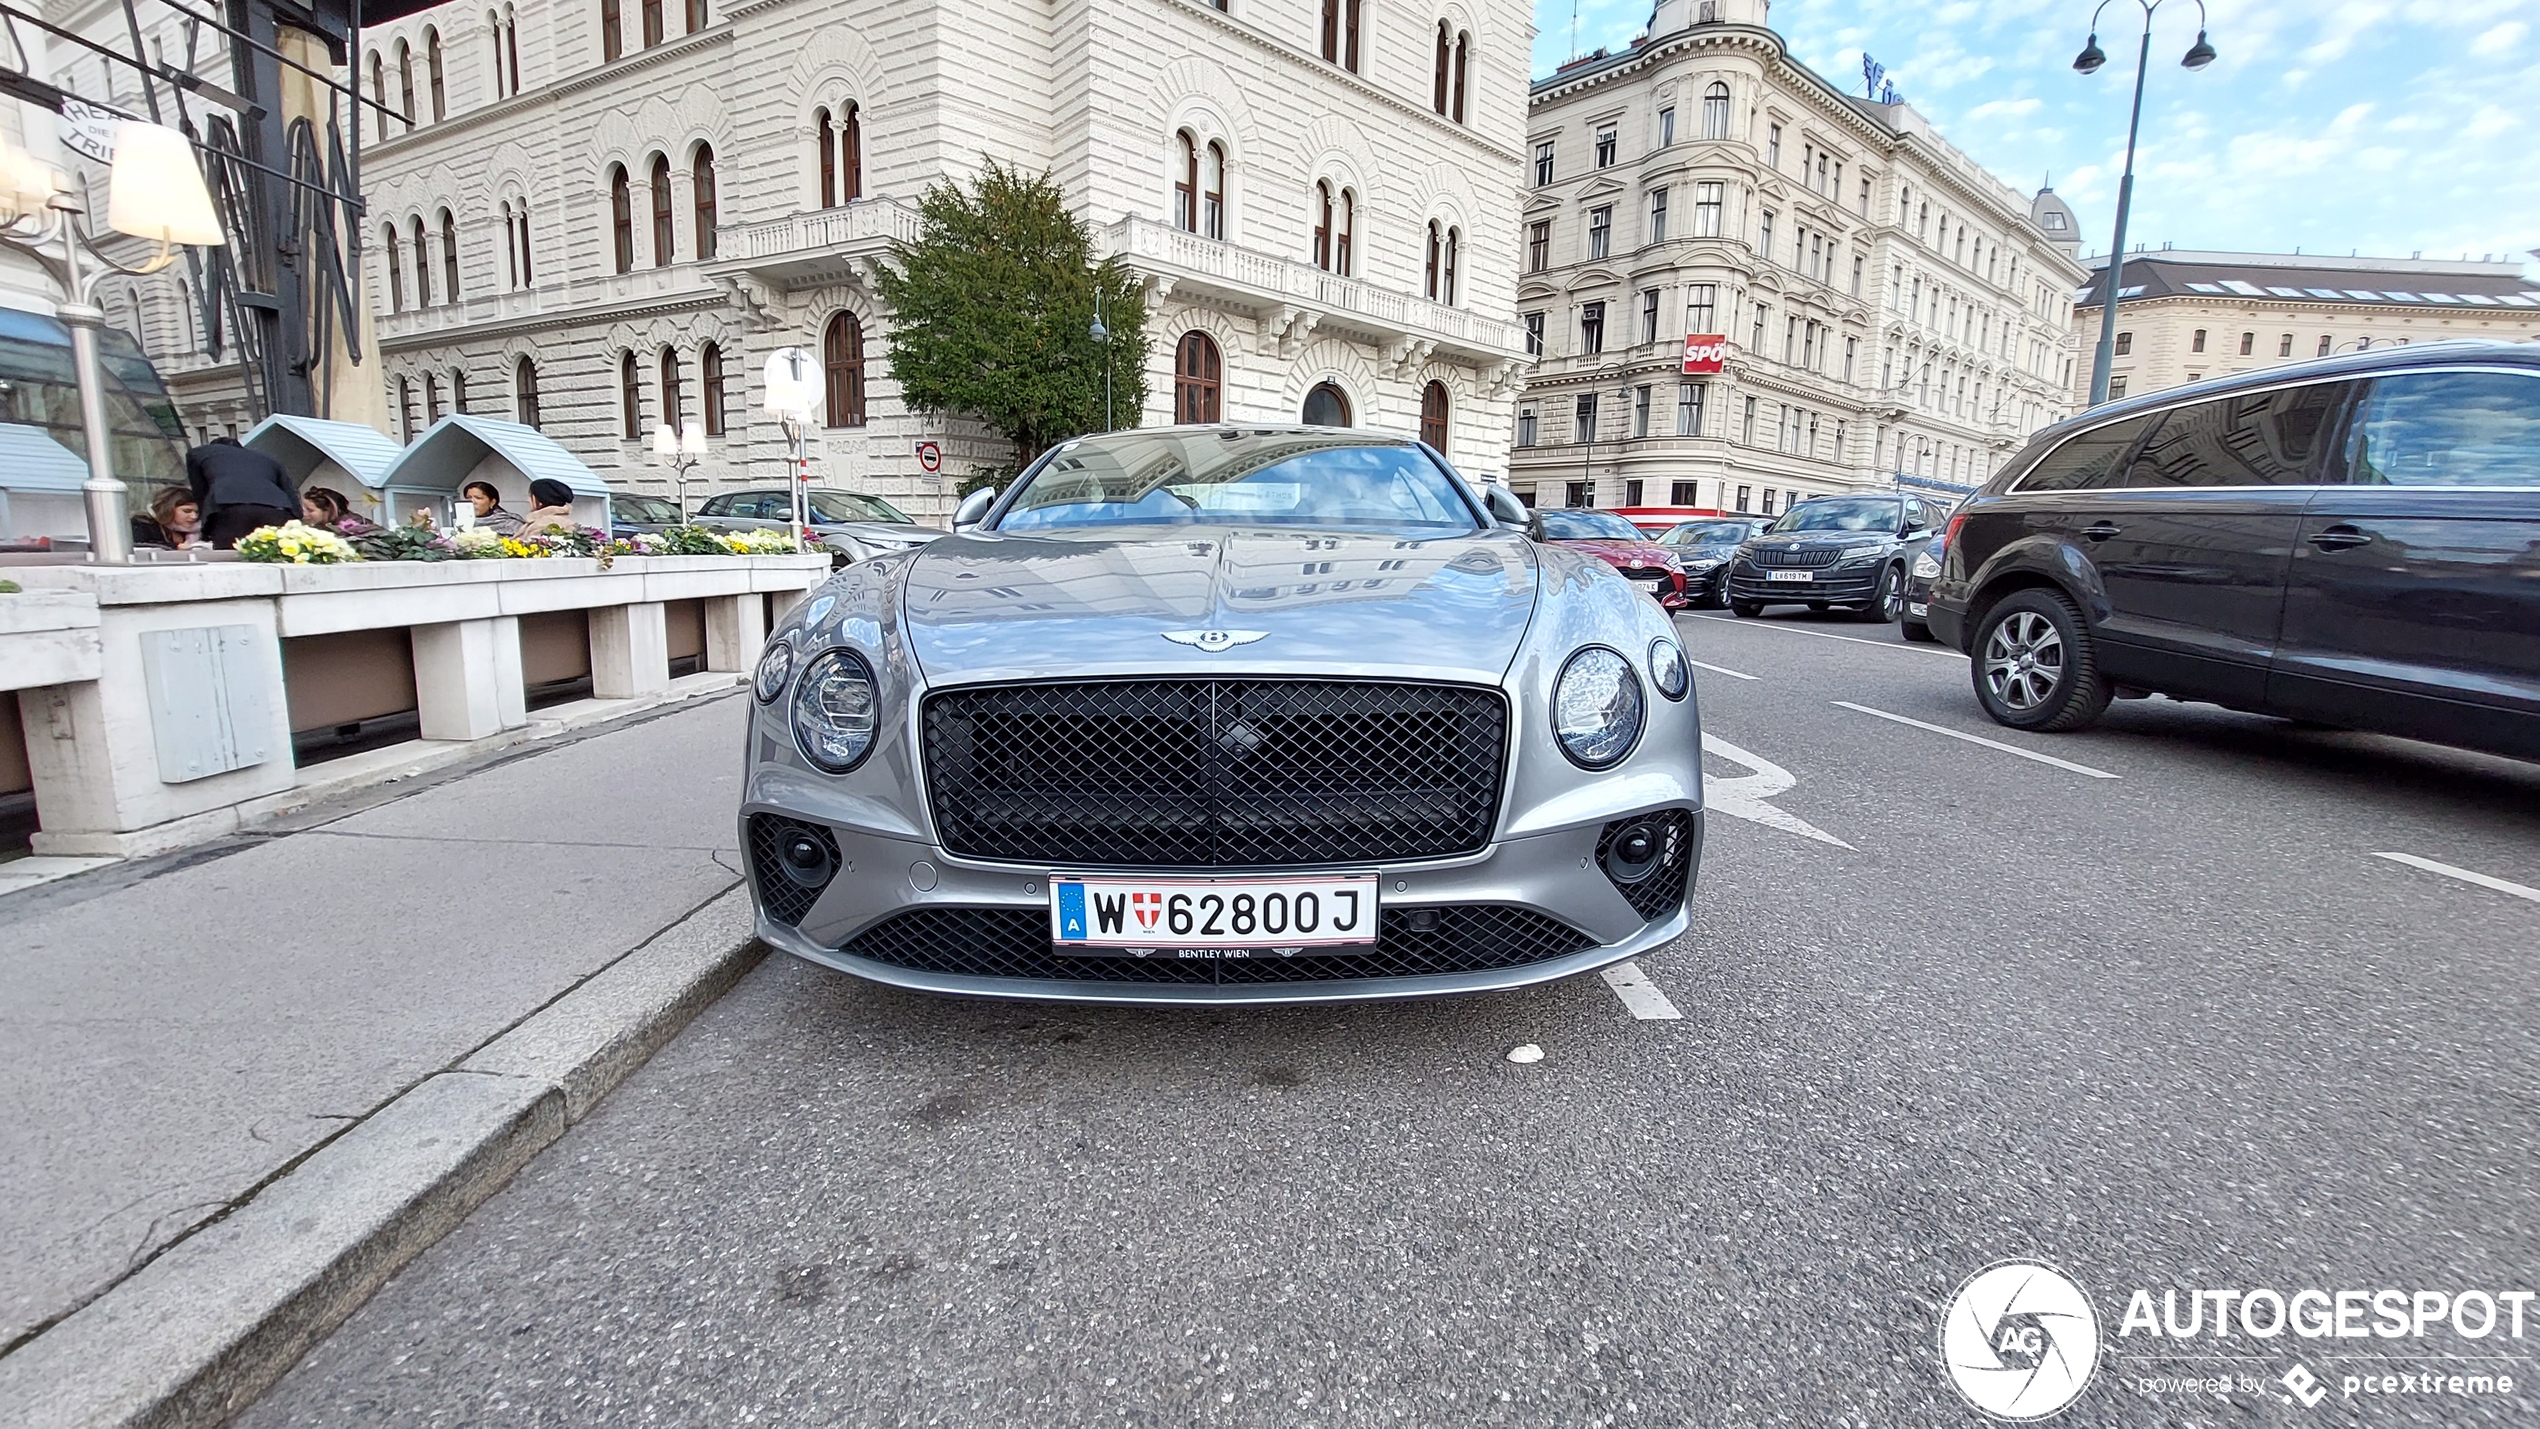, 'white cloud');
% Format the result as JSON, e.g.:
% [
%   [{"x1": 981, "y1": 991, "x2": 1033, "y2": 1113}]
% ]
[
  {"x1": 2473, "y1": 20, "x2": 2528, "y2": 54},
  {"x1": 1963, "y1": 97, "x2": 2044, "y2": 122},
  {"x1": 2463, "y1": 103, "x2": 2519, "y2": 139}
]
